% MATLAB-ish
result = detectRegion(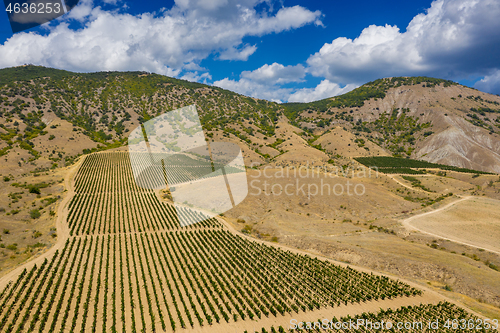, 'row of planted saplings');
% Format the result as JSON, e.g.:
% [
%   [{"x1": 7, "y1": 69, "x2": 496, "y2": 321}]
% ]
[{"x1": 69, "y1": 156, "x2": 221, "y2": 235}]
